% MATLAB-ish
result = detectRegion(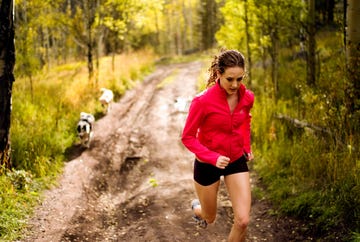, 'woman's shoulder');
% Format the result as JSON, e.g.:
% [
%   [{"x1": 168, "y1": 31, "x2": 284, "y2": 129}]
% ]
[
  {"x1": 190, "y1": 91, "x2": 205, "y2": 108},
  {"x1": 243, "y1": 88, "x2": 255, "y2": 105},
  {"x1": 194, "y1": 86, "x2": 213, "y2": 100},
  {"x1": 195, "y1": 89, "x2": 208, "y2": 98},
  {"x1": 245, "y1": 89, "x2": 254, "y2": 98}
]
